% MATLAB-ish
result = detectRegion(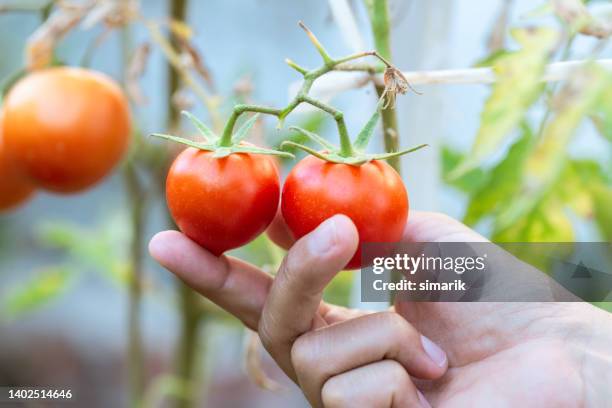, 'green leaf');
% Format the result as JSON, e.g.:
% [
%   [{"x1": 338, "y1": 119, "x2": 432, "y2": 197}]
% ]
[
  {"x1": 591, "y1": 83, "x2": 612, "y2": 141},
  {"x1": 473, "y1": 49, "x2": 510, "y2": 68},
  {"x1": 493, "y1": 196, "x2": 574, "y2": 242},
  {"x1": 591, "y1": 184, "x2": 612, "y2": 241},
  {"x1": 524, "y1": 65, "x2": 610, "y2": 189},
  {"x1": 2, "y1": 267, "x2": 73, "y2": 320},
  {"x1": 441, "y1": 146, "x2": 488, "y2": 194},
  {"x1": 495, "y1": 65, "x2": 611, "y2": 230},
  {"x1": 289, "y1": 126, "x2": 335, "y2": 151},
  {"x1": 449, "y1": 27, "x2": 558, "y2": 178},
  {"x1": 463, "y1": 125, "x2": 534, "y2": 225},
  {"x1": 232, "y1": 113, "x2": 260, "y2": 144},
  {"x1": 37, "y1": 216, "x2": 131, "y2": 287},
  {"x1": 182, "y1": 111, "x2": 216, "y2": 141}
]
